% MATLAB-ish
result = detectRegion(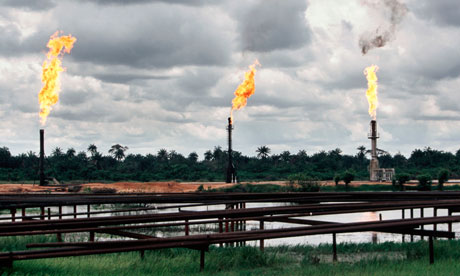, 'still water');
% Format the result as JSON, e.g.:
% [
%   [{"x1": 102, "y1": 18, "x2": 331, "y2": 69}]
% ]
[{"x1": 1, "y1": 203, "x2": 456, "y2": 246}]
